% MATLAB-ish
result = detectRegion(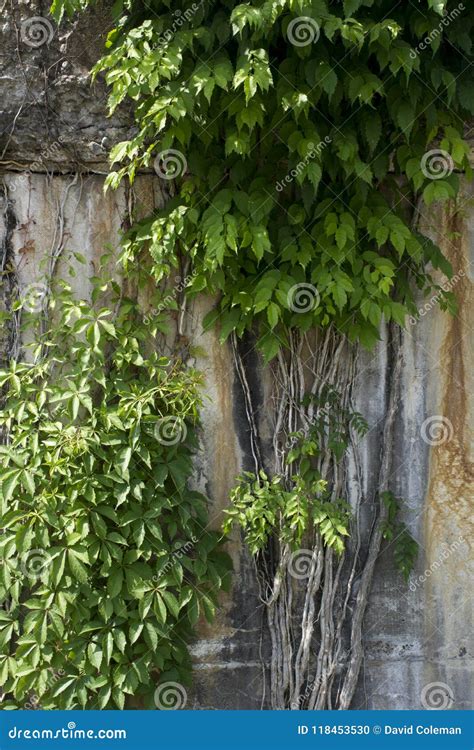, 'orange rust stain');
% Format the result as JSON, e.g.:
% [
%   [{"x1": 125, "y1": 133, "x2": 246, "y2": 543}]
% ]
[{"x1": 425, "y1": 192, "x2": 474, "y2": 568}]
